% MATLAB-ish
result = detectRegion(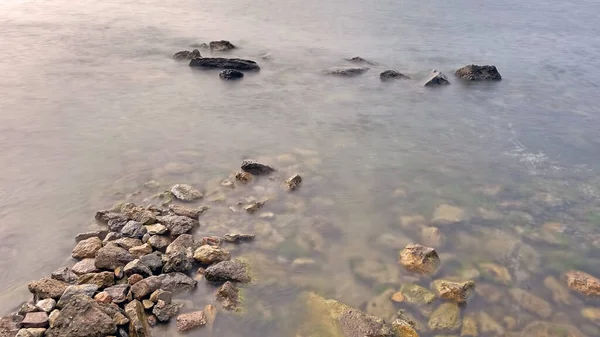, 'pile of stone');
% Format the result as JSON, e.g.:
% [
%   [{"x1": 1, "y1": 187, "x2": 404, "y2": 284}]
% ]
[{"x1": 0, "y1": 160, "x2": 302, "y2": 337}]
